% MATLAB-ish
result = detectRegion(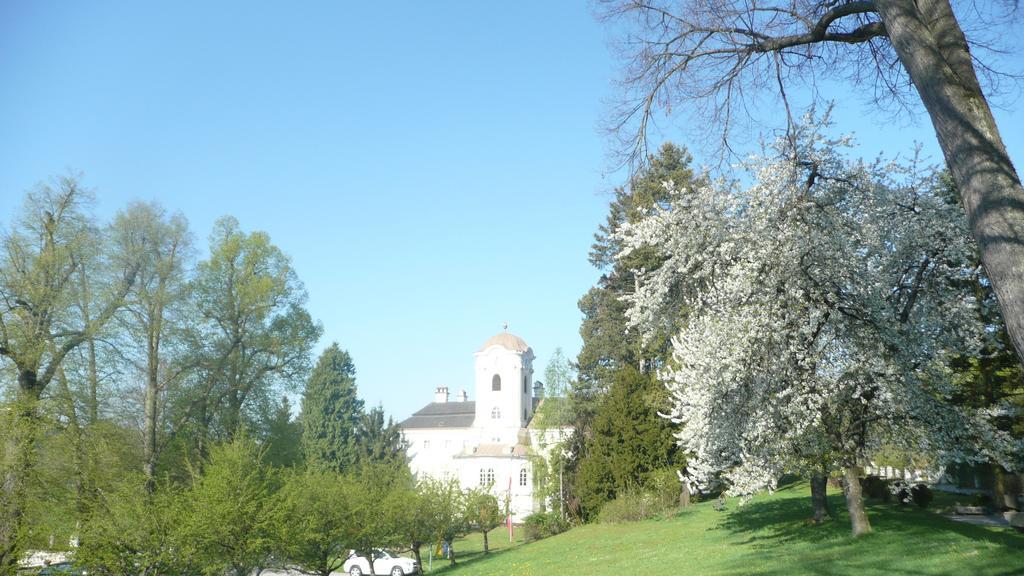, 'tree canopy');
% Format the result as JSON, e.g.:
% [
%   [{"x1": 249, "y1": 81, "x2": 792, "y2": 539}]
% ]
[
  {"x1": 600, "y1": 0, "x2": 1024, "y2": 367},
  {"x1": 619, "y1": 119, "x2": 1018, "y2": 535}
]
